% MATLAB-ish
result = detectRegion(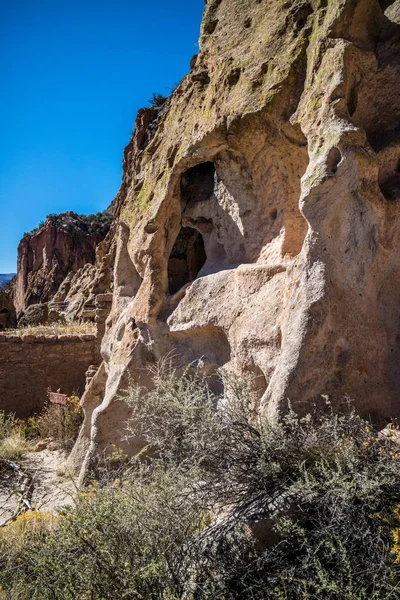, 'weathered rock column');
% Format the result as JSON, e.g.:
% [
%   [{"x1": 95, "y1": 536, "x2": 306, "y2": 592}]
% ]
[
  {"x1": 94, "y1": 293, "x2": 113, "y2": 363},
  {"x1": 82, "y1": 293, "x2": 112, "y2": 394},
  {"x1": 66, "y1": 294, "x2": 113, "y2": 476}
]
